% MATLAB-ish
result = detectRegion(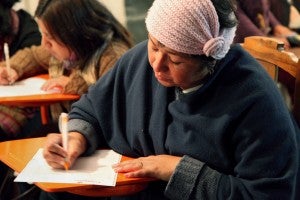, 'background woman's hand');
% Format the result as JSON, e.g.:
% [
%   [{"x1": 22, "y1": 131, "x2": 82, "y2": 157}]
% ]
[
  {"x1": 43, "y1": 132, "x2": 87, "y2": 169},
  {"x1": 112, "y1": 155, "x2": 182, "y2": 181},
  {"x1": 273, "y1": 25, "x2": 296, "y2": 37},
  {"x1": 0, "y1": 66, "x2": 18, "y2": 85},
  {"x1": 41, "y1": 75, "x2": 70, "y2": 93}
]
